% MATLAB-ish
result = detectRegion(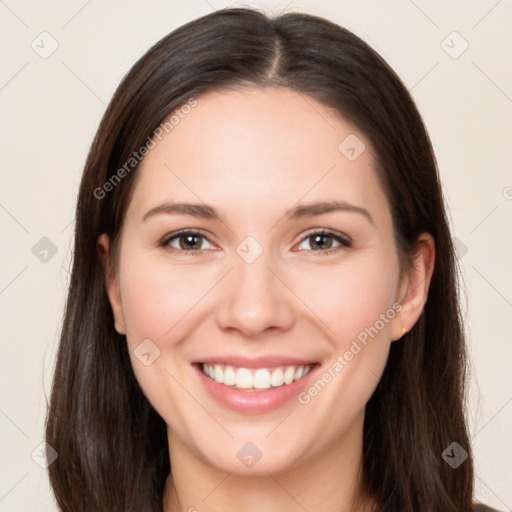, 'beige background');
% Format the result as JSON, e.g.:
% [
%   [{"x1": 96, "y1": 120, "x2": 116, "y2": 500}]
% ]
[{"x1": 1, "y1": 0, "x2": 511, "y2": 510}]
